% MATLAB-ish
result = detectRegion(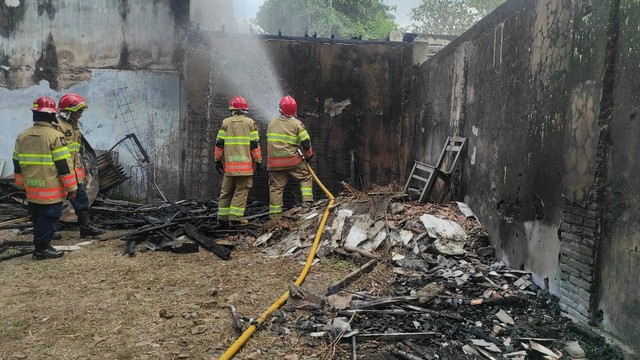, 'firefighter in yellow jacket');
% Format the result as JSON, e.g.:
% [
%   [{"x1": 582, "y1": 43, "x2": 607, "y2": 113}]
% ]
[
  {"x1": 56, "y1": 93, "x2": 104, "y2": 238},
  {"x1": 13, "y1": 97, "x2": 78, "y2": 260},
  {"x1": 214, "y1": 96, "x2": 262, "y2": 226},
  {"x1": 266, "y1": 95, "x2": 313, "y2": 216}
]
